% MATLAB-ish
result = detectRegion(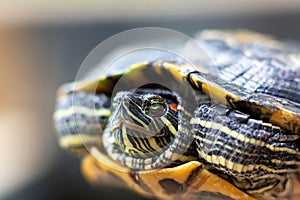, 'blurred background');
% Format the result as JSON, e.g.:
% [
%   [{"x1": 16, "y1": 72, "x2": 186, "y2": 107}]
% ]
[{"x1": 1, "y1": 1, "x2": 300, "y2": 199}]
